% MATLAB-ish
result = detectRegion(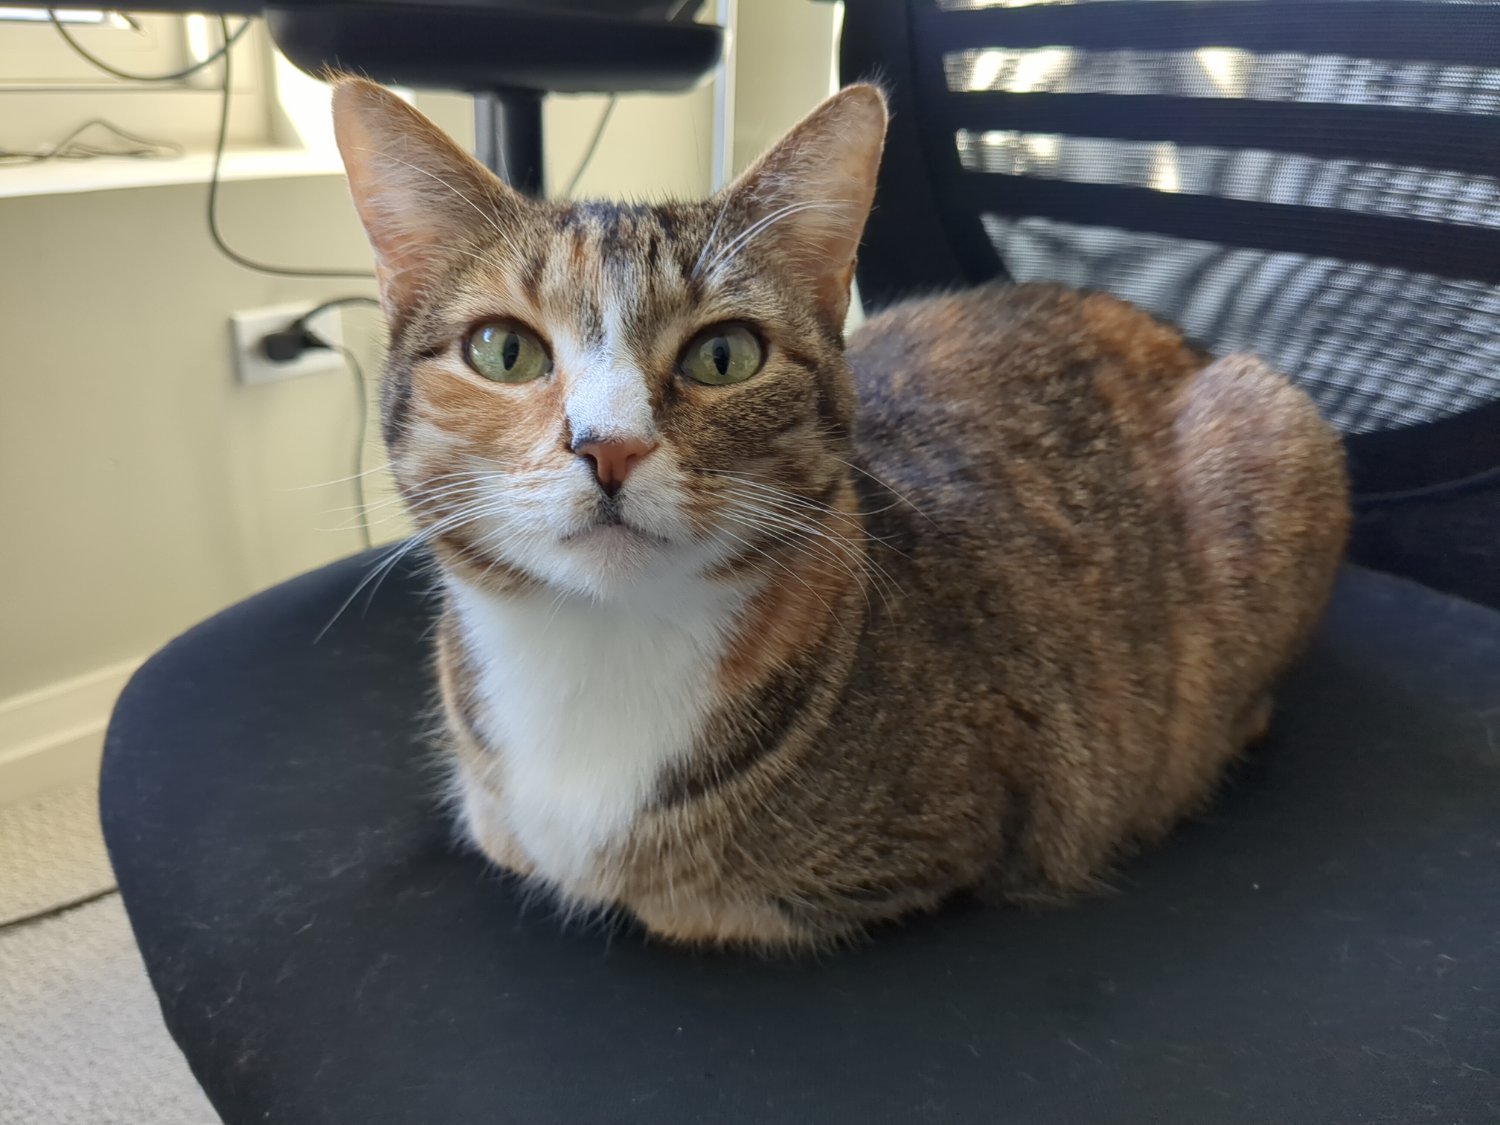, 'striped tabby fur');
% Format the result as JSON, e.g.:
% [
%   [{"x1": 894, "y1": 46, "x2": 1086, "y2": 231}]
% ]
[{"x1": 333, "y1": 79, "x2": 1349, "y2": 949}]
